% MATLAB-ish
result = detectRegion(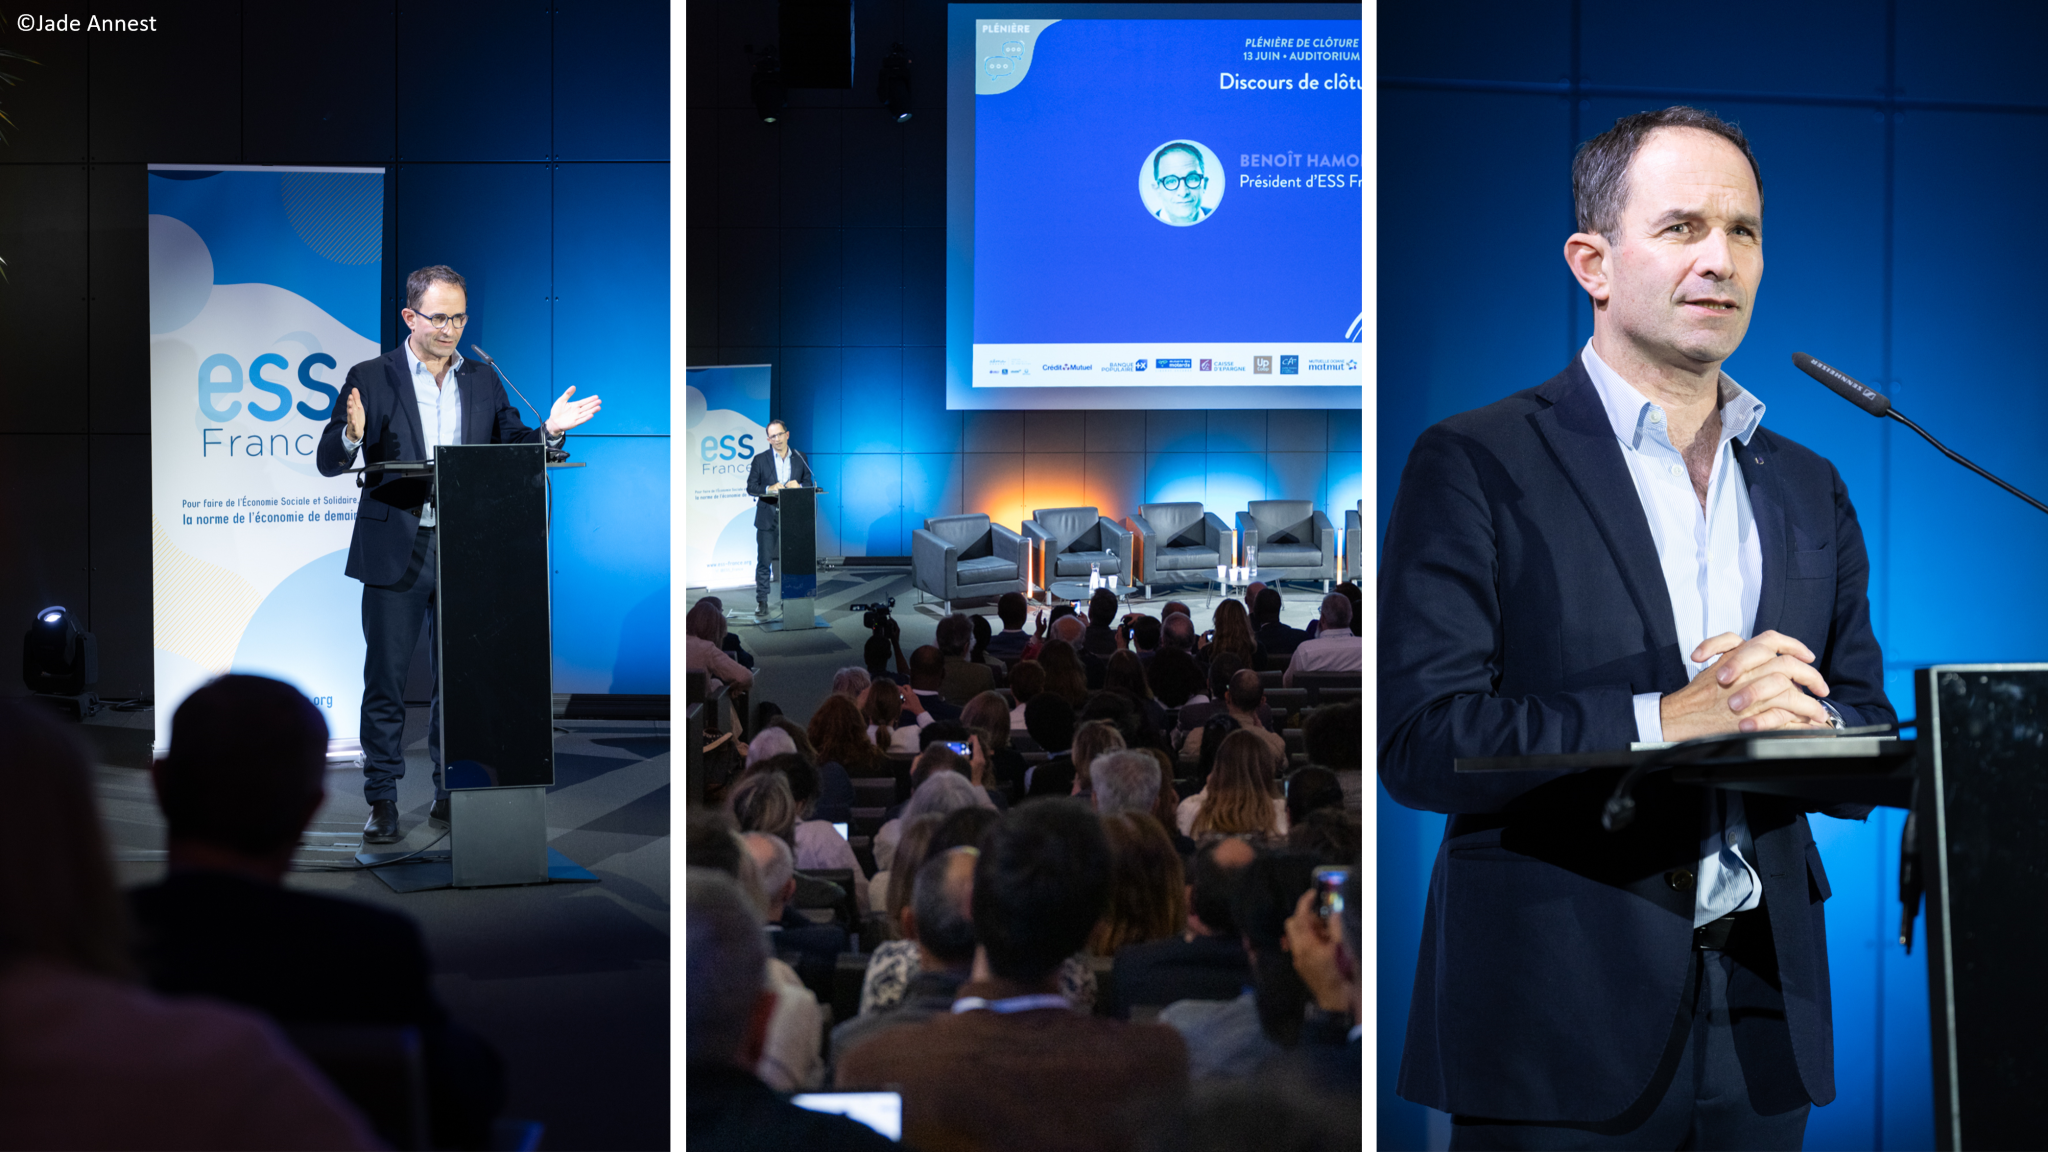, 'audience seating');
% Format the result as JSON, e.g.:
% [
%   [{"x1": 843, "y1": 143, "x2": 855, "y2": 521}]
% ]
[
  {"x1": 1264, "y1": 687, "x2": 1310, "y2": 722},
  {"x1": 832, "y1": 953, "x2": 873, "y2": 1032},
  {"x1": 1127, "y1": 502, "x2": 1230, "y2": 598},
  {"x1": 796, "y1": 869, "x2": 860, "y2": 934},
  {"x1": 1024, "y1": 506, "x2": 1132, "y2": 583},
  {"x1": 284, "y1": 1024, "x2": 428, "y2": 1152},
  {"x1": 1258, "y1": 669, "x2": 1286, "y2": 690},
  {"x1": 913, "y1": 514, "x2": 1029, "y2": 614},
  {"x1": 850, "y1": 778, "x2": 897, "y2": 809},
  {"x1": 850, "y1": 807, "x2": 888, "y2": 841},
  {"x1": 1237, "y1": 500, "x2": 1337, "y2": 591}
]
